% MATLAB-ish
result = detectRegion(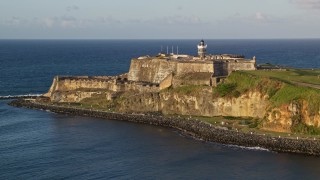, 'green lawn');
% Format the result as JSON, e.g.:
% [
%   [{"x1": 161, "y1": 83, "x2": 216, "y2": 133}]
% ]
[{"x1": 244, "y1": 69, "x2": 320, "y2": 85}]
